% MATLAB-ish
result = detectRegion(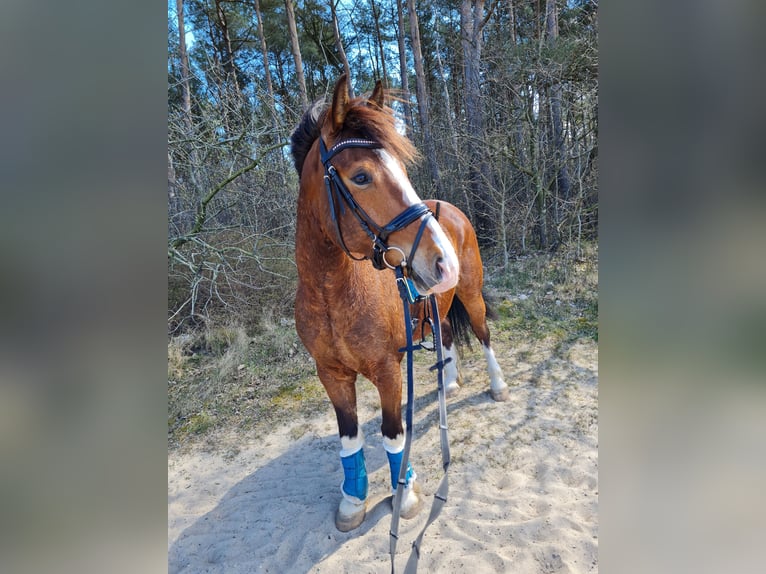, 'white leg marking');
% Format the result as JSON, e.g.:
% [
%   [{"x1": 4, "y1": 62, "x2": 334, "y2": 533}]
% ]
[
  {"x1": 382, "y1": 432, "x2": 405, "y2": 454},
  {"x1": 443, "y1": 345, "x2": 460, "y2": 396},
  {"x1": 483, "y1": 343, "x2": 509, "y2": 401},
  {"x1": 339, "y1": 431, "x2": 364, "y2": 457},
  {"x1": 399, "y1": 470, "x2": 423, "y2": 519}
]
